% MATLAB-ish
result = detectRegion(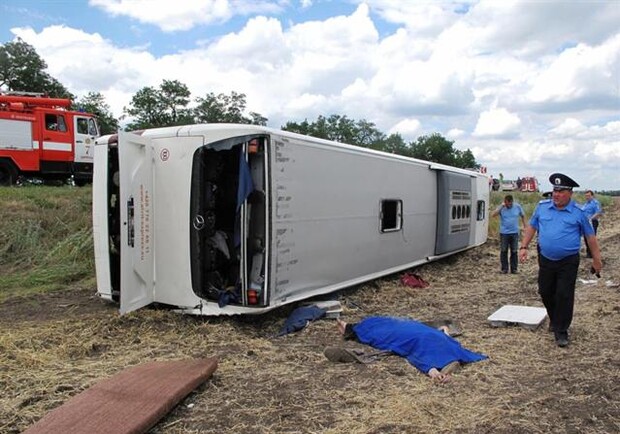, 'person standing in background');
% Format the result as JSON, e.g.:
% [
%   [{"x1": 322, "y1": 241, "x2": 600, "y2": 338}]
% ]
[
  {"x1": 492, "y1": 195, "x2": 526, "y2": 274},
  {"x1": 581, "y1": 190, "x2": 603, "y2": 258}
]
